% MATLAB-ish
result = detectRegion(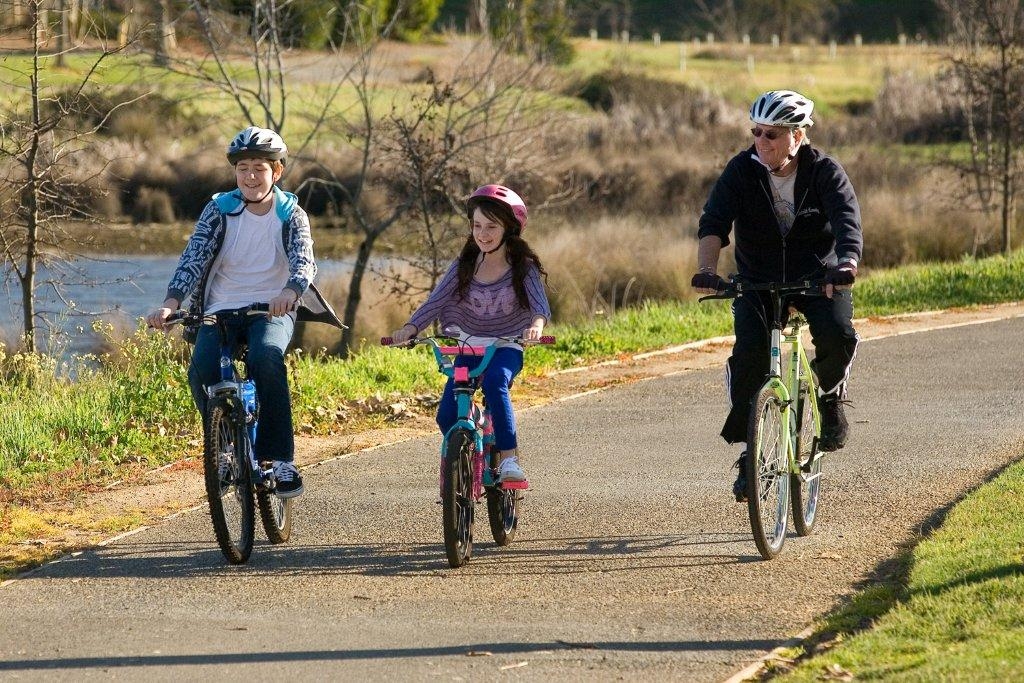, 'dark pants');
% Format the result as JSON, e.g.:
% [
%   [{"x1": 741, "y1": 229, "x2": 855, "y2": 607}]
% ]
[
  {"x1": 188, "y1": 309, "x2": 296, "y2": 462},
  {"x1": 436, "y1": 347, "x2": 524, "y2": 451},
  {"x1": 721, "y1": 289, "x2": 858, "y2": 444}
]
